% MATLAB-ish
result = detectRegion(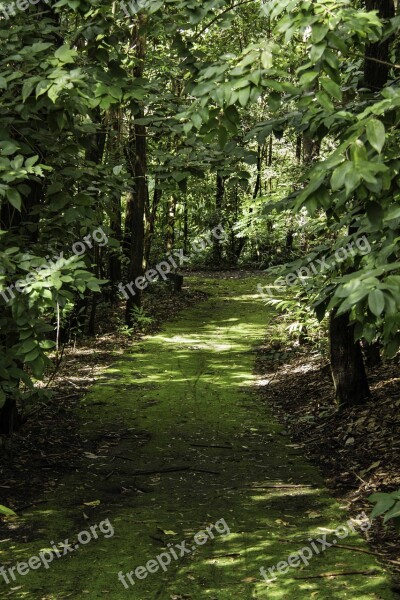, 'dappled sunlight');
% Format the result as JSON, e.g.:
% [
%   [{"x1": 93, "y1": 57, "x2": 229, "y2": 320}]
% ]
[{"x1": 2, "y1": 276, "x2": 391, "y2": 600}]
